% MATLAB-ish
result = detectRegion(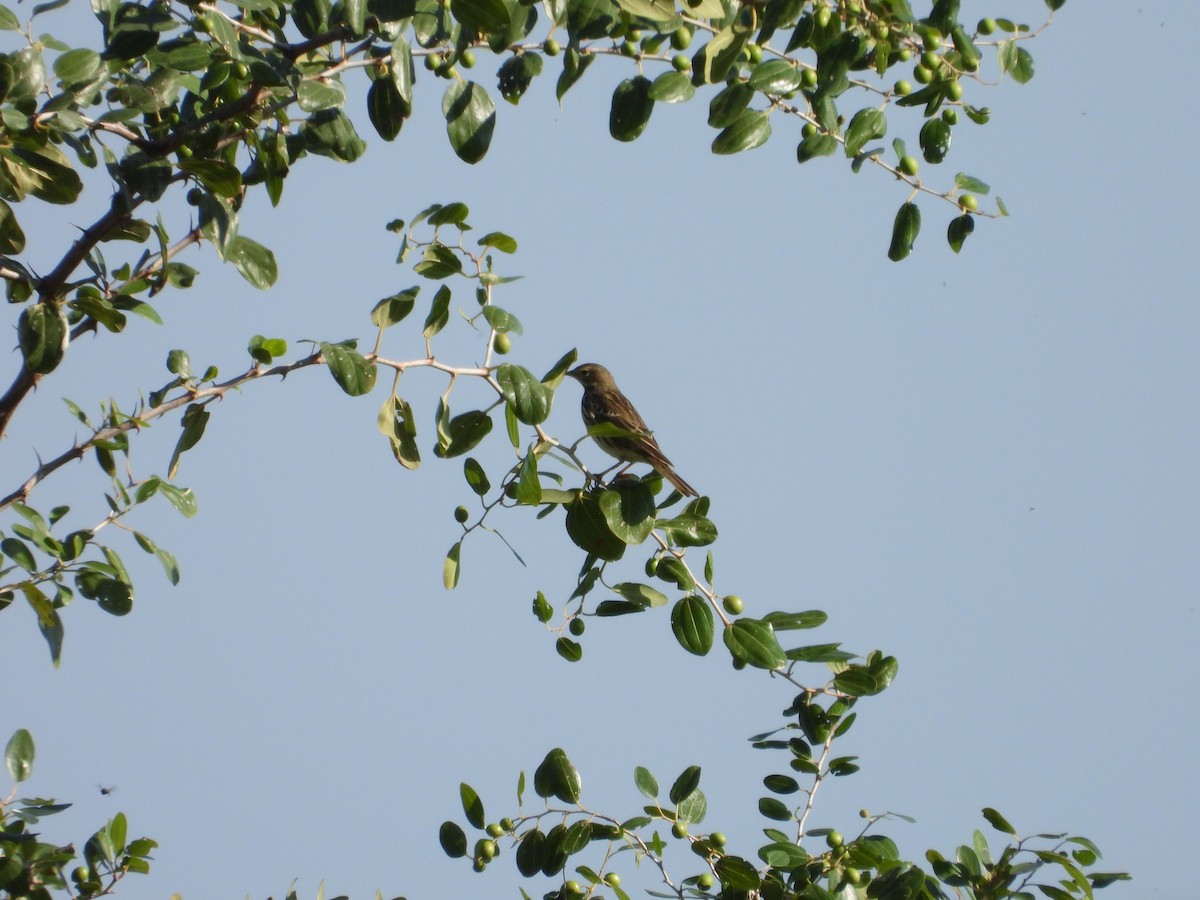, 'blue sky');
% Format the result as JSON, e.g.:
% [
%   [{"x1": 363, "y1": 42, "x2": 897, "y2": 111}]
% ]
[{"x1": 2, "y1": 1, "x2": 1197, "y2": 898}]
